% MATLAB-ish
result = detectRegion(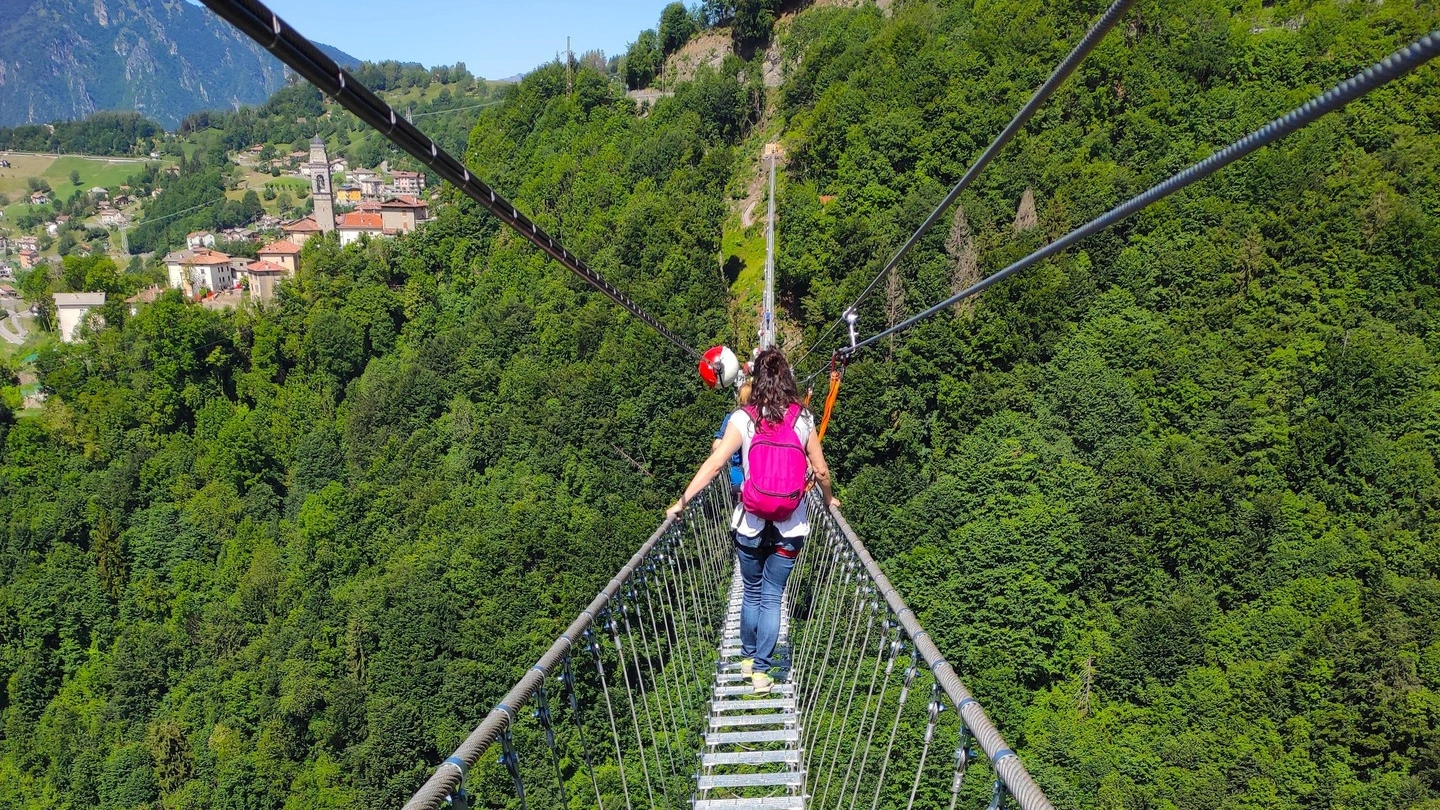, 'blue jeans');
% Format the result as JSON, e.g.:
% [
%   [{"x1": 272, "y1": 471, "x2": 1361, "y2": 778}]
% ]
[{"x1": 736, "y1": 538, "x2": 798, "y2": 674}]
